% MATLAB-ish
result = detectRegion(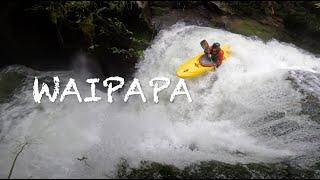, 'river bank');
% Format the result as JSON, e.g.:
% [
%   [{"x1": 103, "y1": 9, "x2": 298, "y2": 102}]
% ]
[{"x1": 150, "y1": 1, "x2": 320, "y2": 55}]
